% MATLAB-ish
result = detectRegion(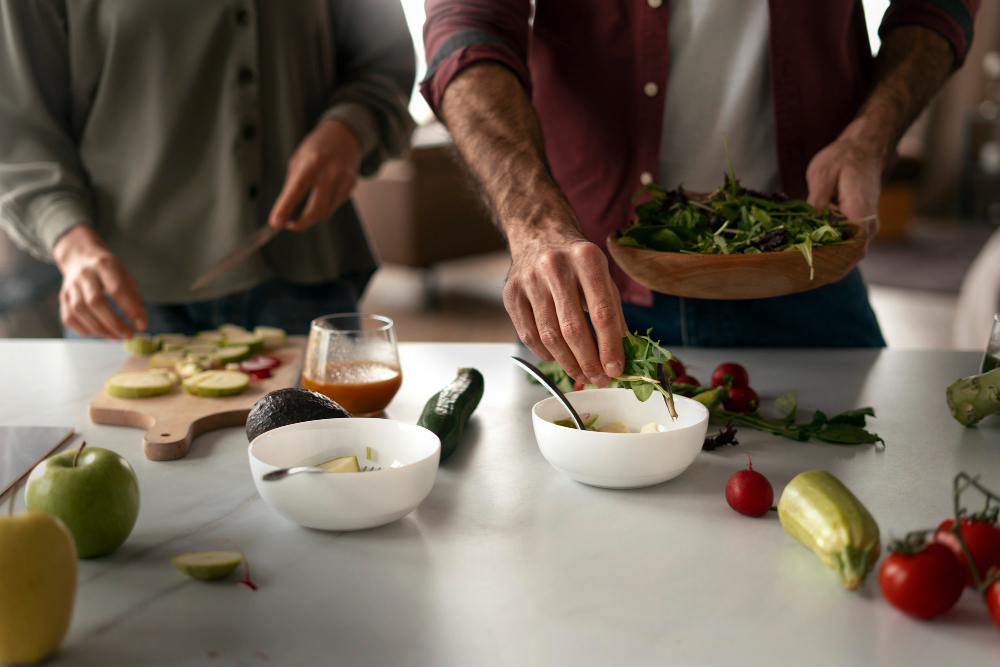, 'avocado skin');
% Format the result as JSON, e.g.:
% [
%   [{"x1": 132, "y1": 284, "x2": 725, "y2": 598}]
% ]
[{"x1": 246, "y1": 388, "x2": 351, "y2": 442}]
